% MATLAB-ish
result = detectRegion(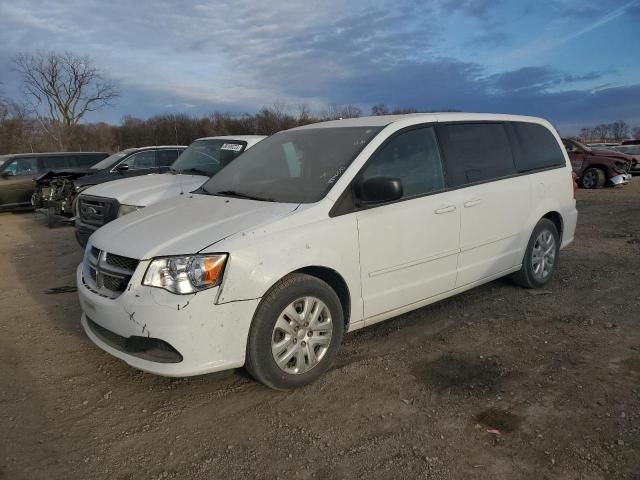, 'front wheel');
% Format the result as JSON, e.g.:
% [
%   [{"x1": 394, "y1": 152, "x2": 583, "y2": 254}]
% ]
[
  {"x1": 581, "y1": 167, "x2": 605, "y2": 189},
  {"x1": 245, "y1": 273, "x2": 344, "y2": 390},
  {"x1": 512, "y1": 219, "x2": 560, "y2": 289},
  {"x1": 46, "y1": 206, "x2": 58, "y2": 228}
]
